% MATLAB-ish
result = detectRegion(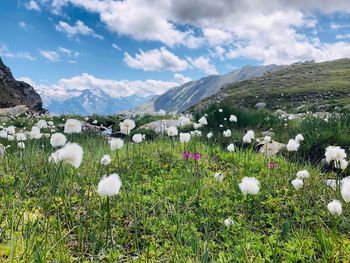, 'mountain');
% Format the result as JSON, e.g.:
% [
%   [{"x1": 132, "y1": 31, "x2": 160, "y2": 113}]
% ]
[
  {"x1": 44, "y1": 88, "x2": 151, "y2": 115},
  {"x1": 190, "y1": 59, "x2": 350, "y2": 112},
  {"x1": 0, "y1": 57, "x2": 44, "y2": 112},
  {"x1": 135, "y1": 64, "x2": 283, "y2": 114}
]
